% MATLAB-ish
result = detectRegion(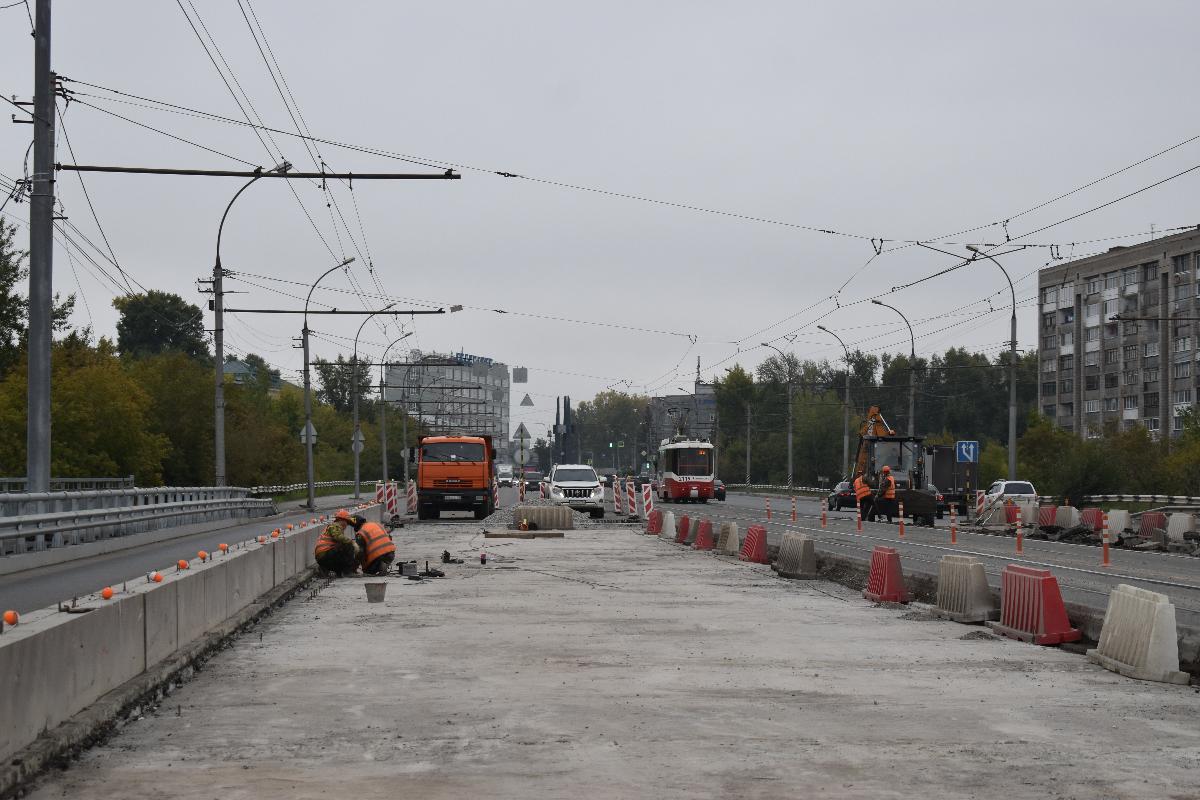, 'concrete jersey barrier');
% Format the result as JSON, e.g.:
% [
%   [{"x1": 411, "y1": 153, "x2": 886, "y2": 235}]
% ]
[
  {"x1": 933, "y1": 555, "x2": 993, "y2": 624},
  {"x1": 1087, "y1": 584, "x2": 1189, "y2": 684}
]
